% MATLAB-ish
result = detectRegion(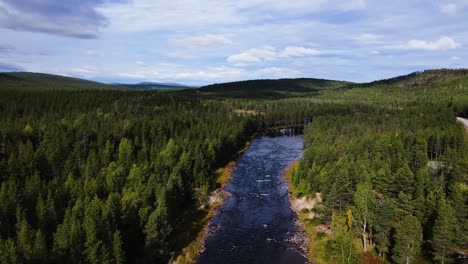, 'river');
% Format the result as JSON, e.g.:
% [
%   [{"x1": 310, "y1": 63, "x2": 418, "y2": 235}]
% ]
[{"x1": 196, "y1": 135, "x2": 307, "y2": 264}]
